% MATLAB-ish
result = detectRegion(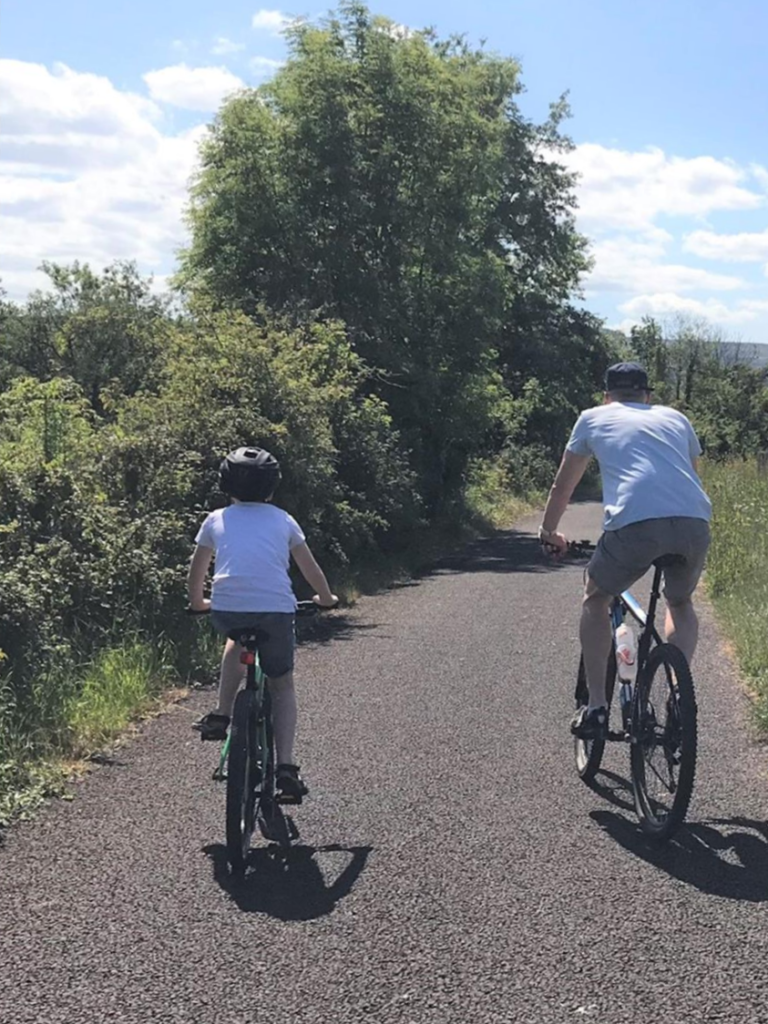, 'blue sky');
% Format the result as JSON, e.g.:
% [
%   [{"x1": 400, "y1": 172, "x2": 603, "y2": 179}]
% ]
[{"x1": 3, "y1": 0, "x2": 768, "y2": 341}]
